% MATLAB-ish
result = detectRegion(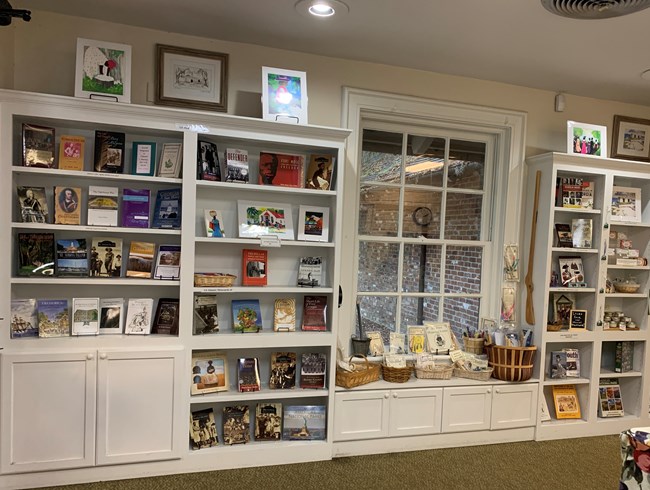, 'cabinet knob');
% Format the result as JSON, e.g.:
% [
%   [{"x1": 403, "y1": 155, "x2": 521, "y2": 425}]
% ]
[
  {"x1": 86, "y1": 353, "x2": 94, "y2": 360},
  {"x1": 495, "y1": 389, "x2": 500, "y2": 394},
  {"x1": 393, "y1": 393, "x2": 398, "y2": 399},
  {"x1": 486, "y1": 389, "x2": 491, "y2": 394},
  {"x1": 99, "y1": 353, "x2": 108, "y2": 360},
  {"x1": 384, "y1": 393, "x2": 389, "y2": 399}
]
